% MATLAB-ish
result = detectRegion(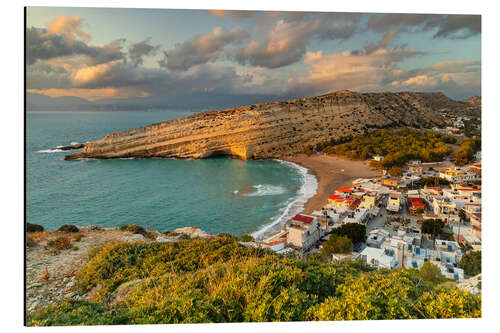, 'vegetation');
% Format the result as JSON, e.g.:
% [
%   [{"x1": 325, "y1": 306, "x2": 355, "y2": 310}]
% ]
[
  {"x1": 120, "y1": 224, "x2": 147, "y2": 235},
  {"x1": 27, "y1": 222, "x2": 44, "y2": 233},
  {"x1": 463, "y1": 118, "x2": 481, "y2": 138},
  {"x1": 239, "y1": 234, "x2": 255, "y2": 242},
  {"x1": 320, "y1": 129, "x2": 453, "y2": 167},
  {"x1": 453, "y1": 137, "x2": 481, "y2": 166},
  {"x1": 321, "y1": 235, "x2": 353, "y2": 258},
  {"x1": 421, "y1": 219, "x2": 445, "y2": 237},
  {"x1": 27, "y1": 237, "x2": 481, "y2": 325},
  {"x1": 418, "y1": 262, "x2": 446, "y2": 284},
  {"x1": 388, "y1": 166, "x2": 403, "y2": 177},
  {"x1": 330, "y1": 223, "x2": 366, "y2": 244},
  {"x1": 459, "y1": 251, "x2": 481, "y2": 277},
  {"x1": 416, "y1": 177, "x2": 450, "y2": 187},
  {"x1": 47, "y1": 236, "x2": 73, "y2": 252},
  {"x1": 58, "y1": 224, "x2": 80, "y2": 233}
]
